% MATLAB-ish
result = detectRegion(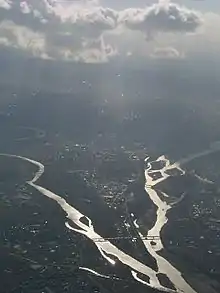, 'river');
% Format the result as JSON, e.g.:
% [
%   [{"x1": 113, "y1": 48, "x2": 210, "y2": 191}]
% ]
[{"x1": 2, "y1": 144, "x2": 220, "y2": 292}]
